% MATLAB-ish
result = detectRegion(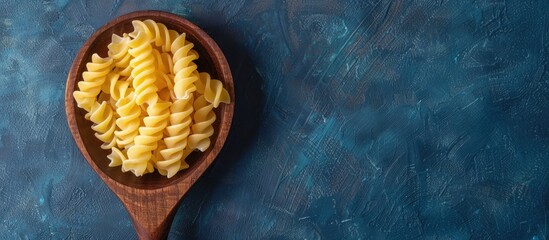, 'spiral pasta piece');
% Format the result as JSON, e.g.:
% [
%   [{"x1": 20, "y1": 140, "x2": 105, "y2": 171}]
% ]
[
  {"x1": 89, "y1": 101, "x2": 118, "y2": 150},
  {"x1": 197, "y1": 72, "x2": 231, "y2": 108},
  {"x1": 101, "y1": 72, "x2": 117, "y2": 96},
  {"x1": 151, "y1": 141, "x2": 166, "y2": 165},
  {"x1": 157, "y1": 73, "x2": 175, "y2": 103},
  {"x1": 128, "y1": 20, "x2": 158, "y2": 106},
  {"x1": 153, "y1": 49, "x2": 172, "y2": 93},
  {"x1": 188, "y1": 95, "x2": 216, "y2": 152},
  {"x1": 108, "y1": 33, "x2": 133, "y2": 77},
  {"x1": 100, "y1": 72, "x2": 133, "y2": 110},
  {"x1": 163, "y1": 52, "x2": 175, "y2": 74},
  {"x1": 115, "y1": 92, "x2": 141, "y2": 149},
  {"x1": 153, "y1": 49, "x2": 171, "y2": 74},
  {"x1": 171, "y1": 33, "x2": 199, "y2": 100},
  {"x1": 102, "y1": 72, "x2": 130, "y2": 103},
  {"x1": 158, "y1": 149, "x2": 192, "y2": 177},
  {"x1": 143, "y1": 19, "x2": 180, "y2": 53},
  {"x1": 124, "y1": 101, "x2": 171, "y2": 176},
  {"x1": 157, "y1": 96, "x2": 194, "y2": 178},
  {"x1": 107, "y1": 147, "x2": 126, "y2": 167},
  {"x1": 73, "y1": 54, "x2": 113, "y2": 113},
  {"x1": 155, "y1": 75, "x2": 168, "y2": 92},
  {"x1": 193, "y1": 71, "x2": 204, "y2": 94},
  {"x1": 108, "y1": 75, "x2": 131, "y2": 103}
]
